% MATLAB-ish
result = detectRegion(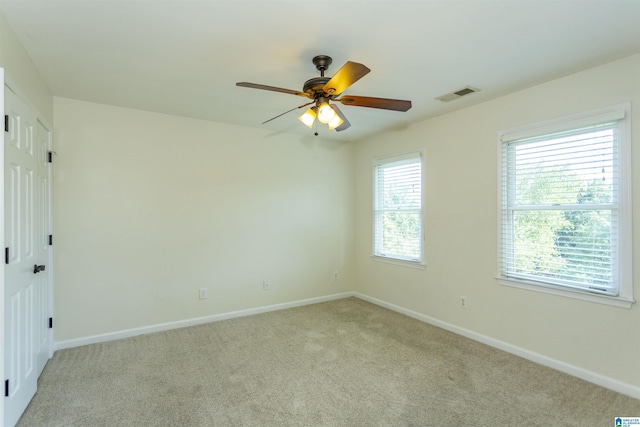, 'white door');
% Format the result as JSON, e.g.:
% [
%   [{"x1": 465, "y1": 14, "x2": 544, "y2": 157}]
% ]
[
  {"x1": 4, "y1": 84, "x2": 51, "y2": 427},
  {"x1": 34, "y1": 119, "x2": 52, "y2": 376}
]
